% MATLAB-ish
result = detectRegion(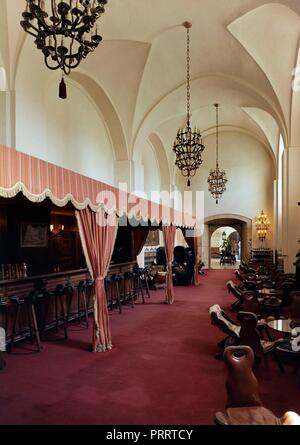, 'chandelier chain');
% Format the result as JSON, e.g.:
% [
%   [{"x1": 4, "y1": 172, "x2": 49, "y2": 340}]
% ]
[
  {"x1": 216, "y1": 103, "x2": 219, "y2": 167},
  {"x1": 172, "y1": 22, "x2": 205, "y2": 187},
  {"x1": 186, "y1": 27, "x2": 190, "y2": 124}
]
